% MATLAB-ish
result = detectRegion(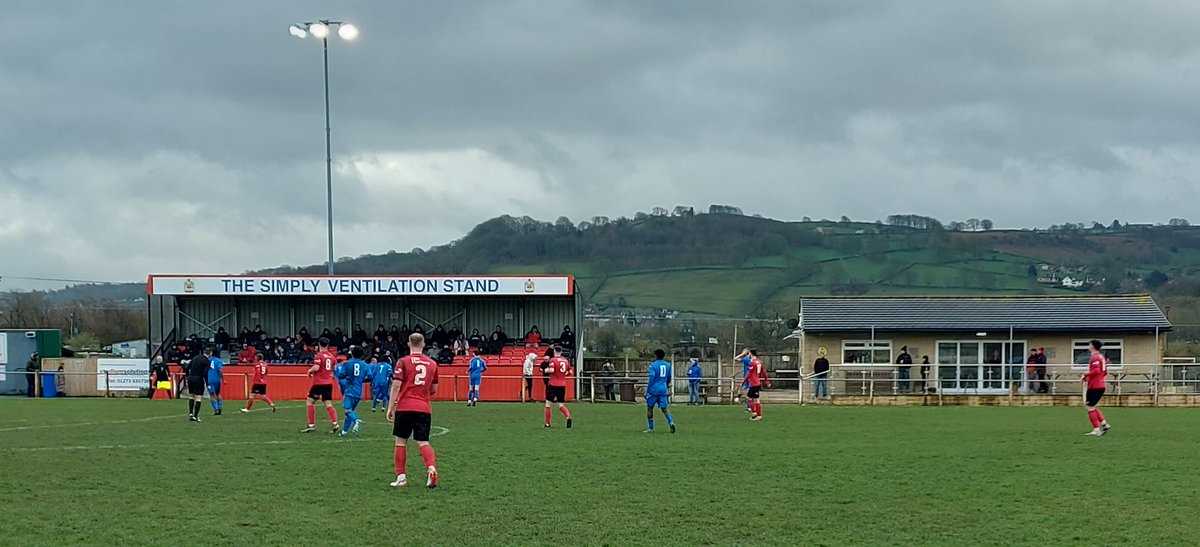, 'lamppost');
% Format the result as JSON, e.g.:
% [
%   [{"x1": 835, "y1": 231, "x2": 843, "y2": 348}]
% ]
[{"x1": 288, "y1": 20, "x2": 359, "y2": 275}]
